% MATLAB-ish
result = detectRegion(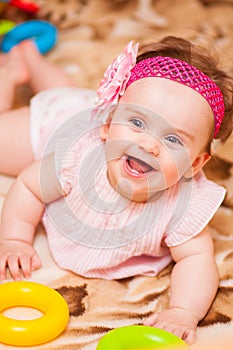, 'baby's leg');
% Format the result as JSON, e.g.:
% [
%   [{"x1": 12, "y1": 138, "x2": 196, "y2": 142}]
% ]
[
  {"x1": 0, "y1": 107, "x2": 33, "y2": 176},
  {"x1": 0, "y1": 45, "x2": 33, "y2": 175},
  {"x1": 20, "y1": 40, "x2": 75, "y2": 93},
  {"x1": 0, "y1": 41, "x2": 74, "y2": 176},
  {"x1": 0, "y1": 46, "x2": 30, "y2": 112}
]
